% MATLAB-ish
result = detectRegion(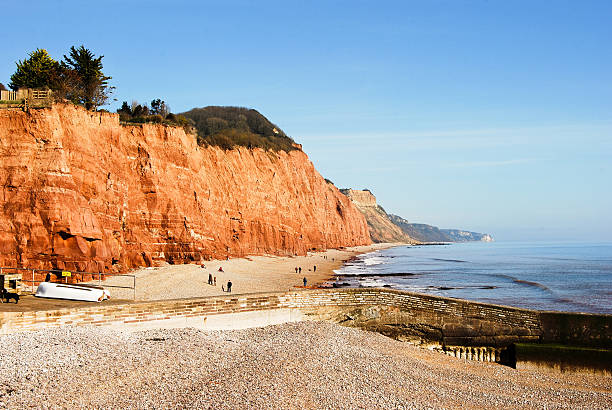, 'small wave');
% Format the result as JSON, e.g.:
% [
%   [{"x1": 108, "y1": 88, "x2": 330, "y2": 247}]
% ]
[
  {"x1": 491, "y1": 273, "x2": 553, "y2": 293},
  {"x1": 425, "y1": 285, "x2": 497, "y2": 291},
  {"x1": 363, "y1": 257, "x2": 387, "y2": 266},
  {"x1": 513, "y1": 278, "x2": 551, "y2": 292},
  {"x1": 337, "y1": 272, "x2": 419, "y2": 278},
  {"x1": 430, "y1": 258, "x2": 468, "y2": 263}
]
